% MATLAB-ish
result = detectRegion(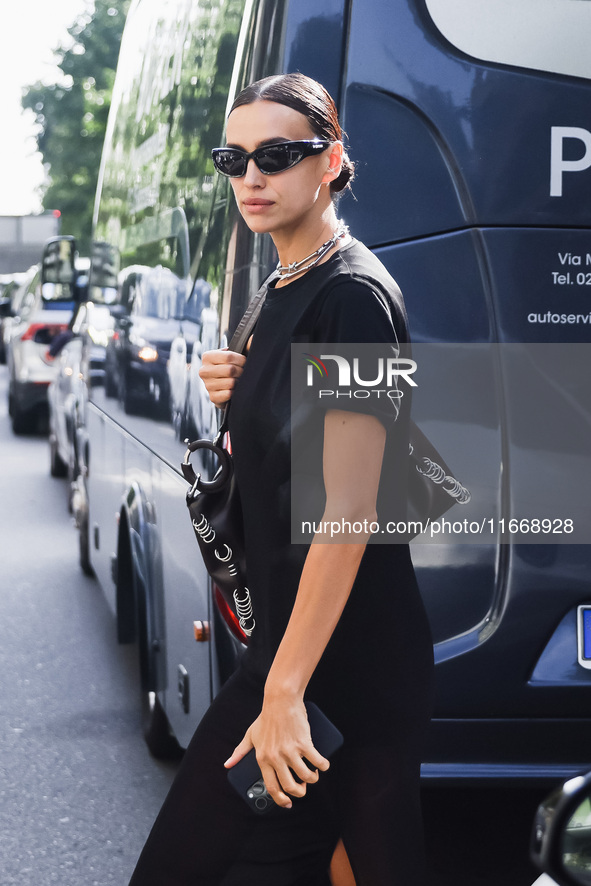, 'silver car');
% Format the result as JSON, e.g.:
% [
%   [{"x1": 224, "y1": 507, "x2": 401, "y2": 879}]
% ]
[
  {"x1": 48, "y1": 301, "x2": 113, "y2": 485},
  {"x1": 6, "y1": 265, "x2": 75, "y2": 434}
]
